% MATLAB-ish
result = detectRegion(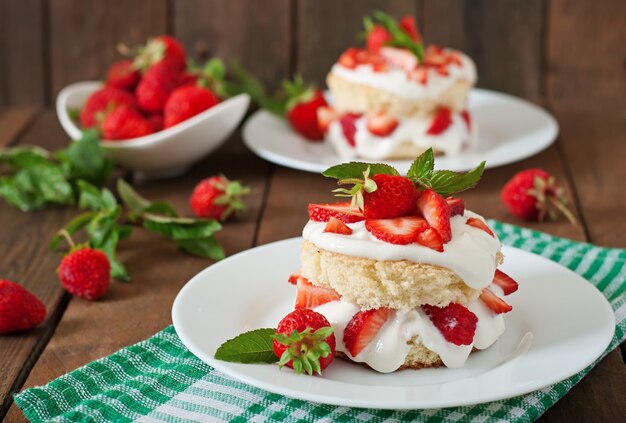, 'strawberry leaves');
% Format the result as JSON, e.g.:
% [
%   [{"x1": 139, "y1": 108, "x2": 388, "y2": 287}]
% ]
[
  {"x1": 214, "y1": 328, "x2": 278, "y2": 364},
  {"x1": 272, "y1": 326, "x2": 335, "y2": 375},
  {"x1": 370, "y1": 11, "x2": 424, "y2": 61}
]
